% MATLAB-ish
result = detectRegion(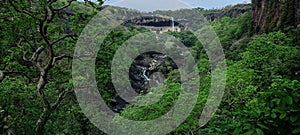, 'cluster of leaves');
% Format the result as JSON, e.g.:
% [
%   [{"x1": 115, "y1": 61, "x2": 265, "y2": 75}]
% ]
[
  {"x1": 211, "y1": 12, "x2": 252, "y2": 59},
  {"x1": 197, "y1": 31, "x2": 300, "y2": 134}
]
